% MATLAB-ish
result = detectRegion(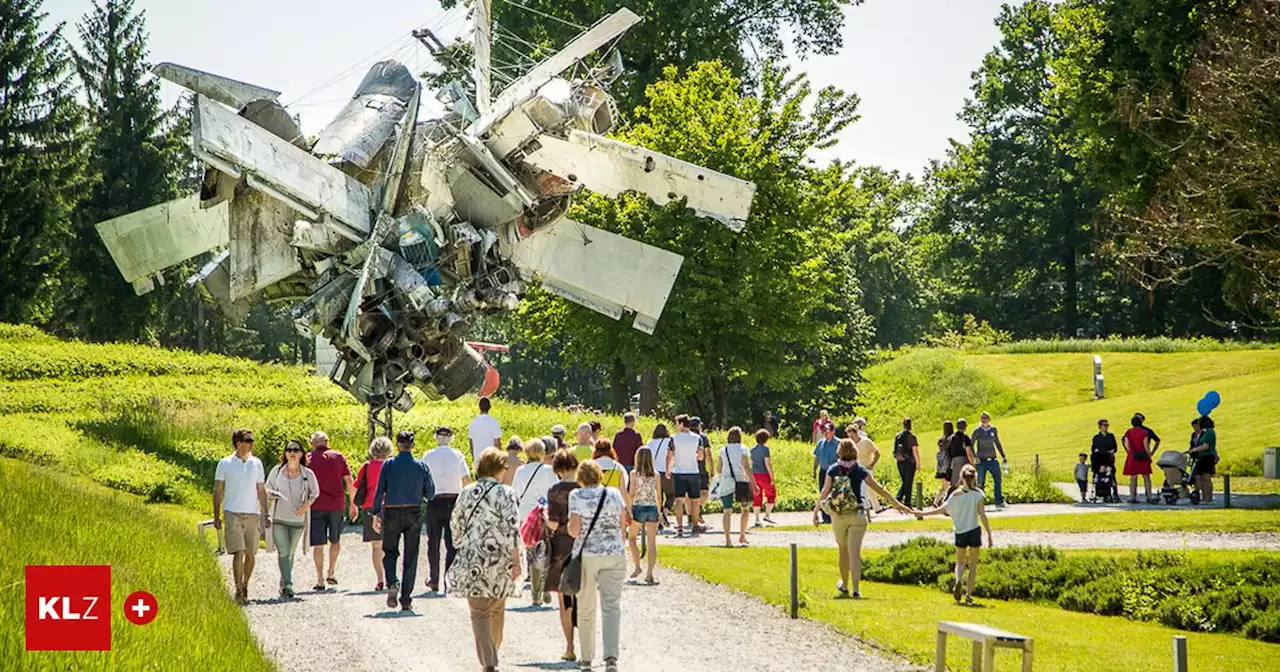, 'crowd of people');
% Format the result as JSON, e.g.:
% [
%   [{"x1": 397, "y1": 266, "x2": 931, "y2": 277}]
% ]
[{"x1": 210, "y1": 399, "x2": 1222, "y2": 670}]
